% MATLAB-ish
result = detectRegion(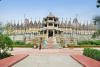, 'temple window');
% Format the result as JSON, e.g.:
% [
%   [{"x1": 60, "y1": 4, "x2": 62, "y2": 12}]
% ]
[
  {"x1": 45, "y1": 19, "x2": 47, "y2": 21},
  {"x1": 55, "y1": 30, "x2": 57, "y2": 34},
  {"x1": 49, "y1": 23, "x2": 53, "y2": 26},
  {"x1": 40, "y1": 31, "x2": 43, "y2": 34},
  {"x1": 44, "y1": 30, "x2": 47, "y2": 34},
  {"x1": 54, "y1": 24, "x2": 57, "y2": 27},
  {"x1": 44, "y1": 24, "x2": 47, "y2": 27},
  {"x1": 49, "y1": 18, "x2": 53, "y2": 20},
  {"x1": 54, "y1": 19, "x2": 56, "y2": 21}
]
